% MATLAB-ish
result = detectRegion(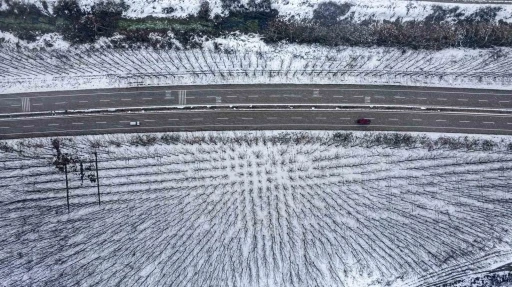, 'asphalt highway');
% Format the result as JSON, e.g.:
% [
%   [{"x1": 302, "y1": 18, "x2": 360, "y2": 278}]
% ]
[
  {"x1": 2, "y1": 109, "x2": 512, "y2": 139},
  {"x1": 2, "y1": 84, "x2": 512, "y2": 139},
  {"x1": 2, "y1": 84, "x2": 512, "y2": 113}
]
